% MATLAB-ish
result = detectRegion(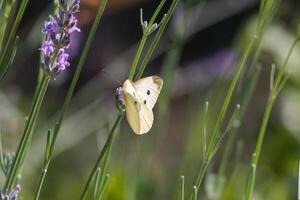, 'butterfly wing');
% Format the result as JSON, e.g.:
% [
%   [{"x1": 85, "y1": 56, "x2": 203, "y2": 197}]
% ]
[
  {"x1": 123, "y1": 80, "x2": 154, "y2": 134},
  {"x1": 133, "y1": 76, "x2": 163, "y2": 109}
]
